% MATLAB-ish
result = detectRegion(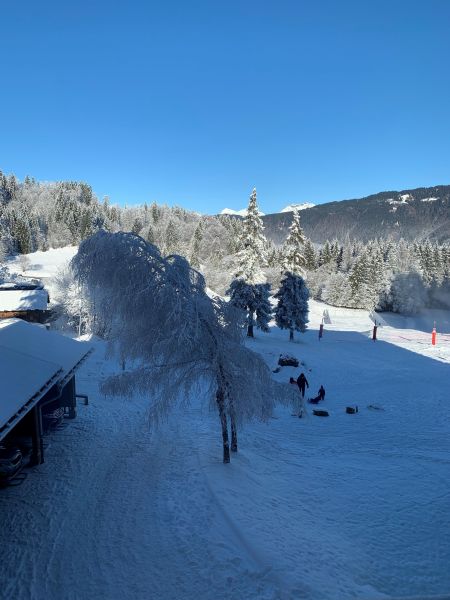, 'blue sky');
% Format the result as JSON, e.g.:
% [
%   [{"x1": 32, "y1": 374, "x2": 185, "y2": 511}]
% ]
[{"x1": 1, "y1": 1, "x2": 450, "y2": 214}]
